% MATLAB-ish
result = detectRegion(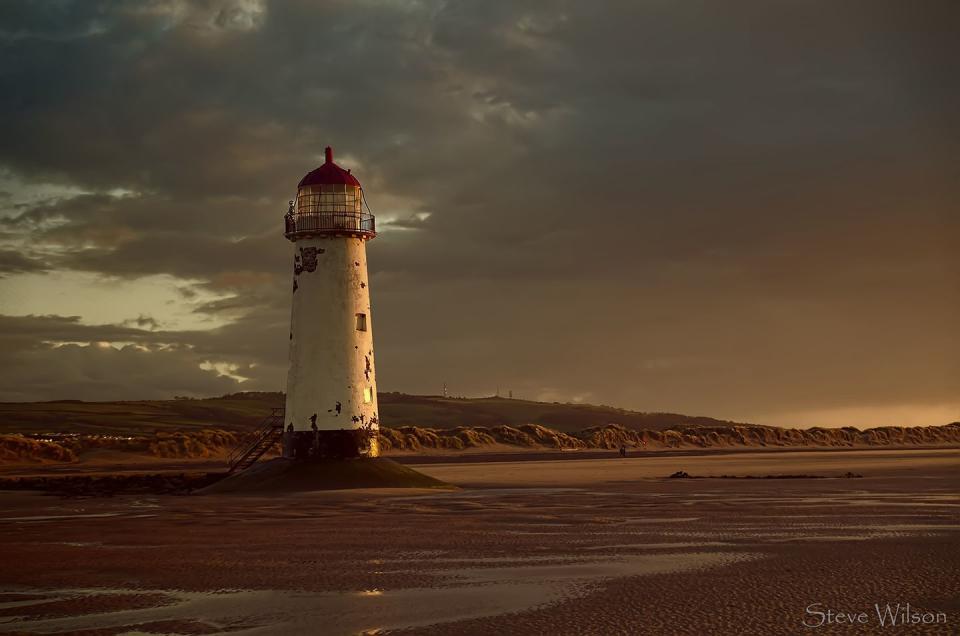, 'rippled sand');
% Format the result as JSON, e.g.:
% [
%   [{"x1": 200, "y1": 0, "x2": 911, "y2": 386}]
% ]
[{"x1": 0, "y1": 448, "x2": 957, "y2": 634}]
